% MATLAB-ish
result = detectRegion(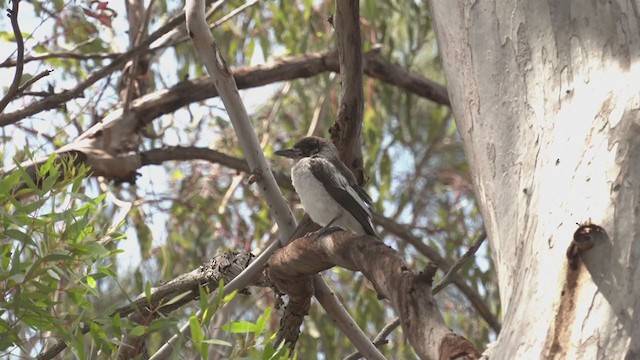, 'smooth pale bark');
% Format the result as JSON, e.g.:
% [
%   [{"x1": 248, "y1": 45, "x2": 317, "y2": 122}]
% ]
[{"x1": 430, "y1": 0, "x2": 640, "y2": 359}]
